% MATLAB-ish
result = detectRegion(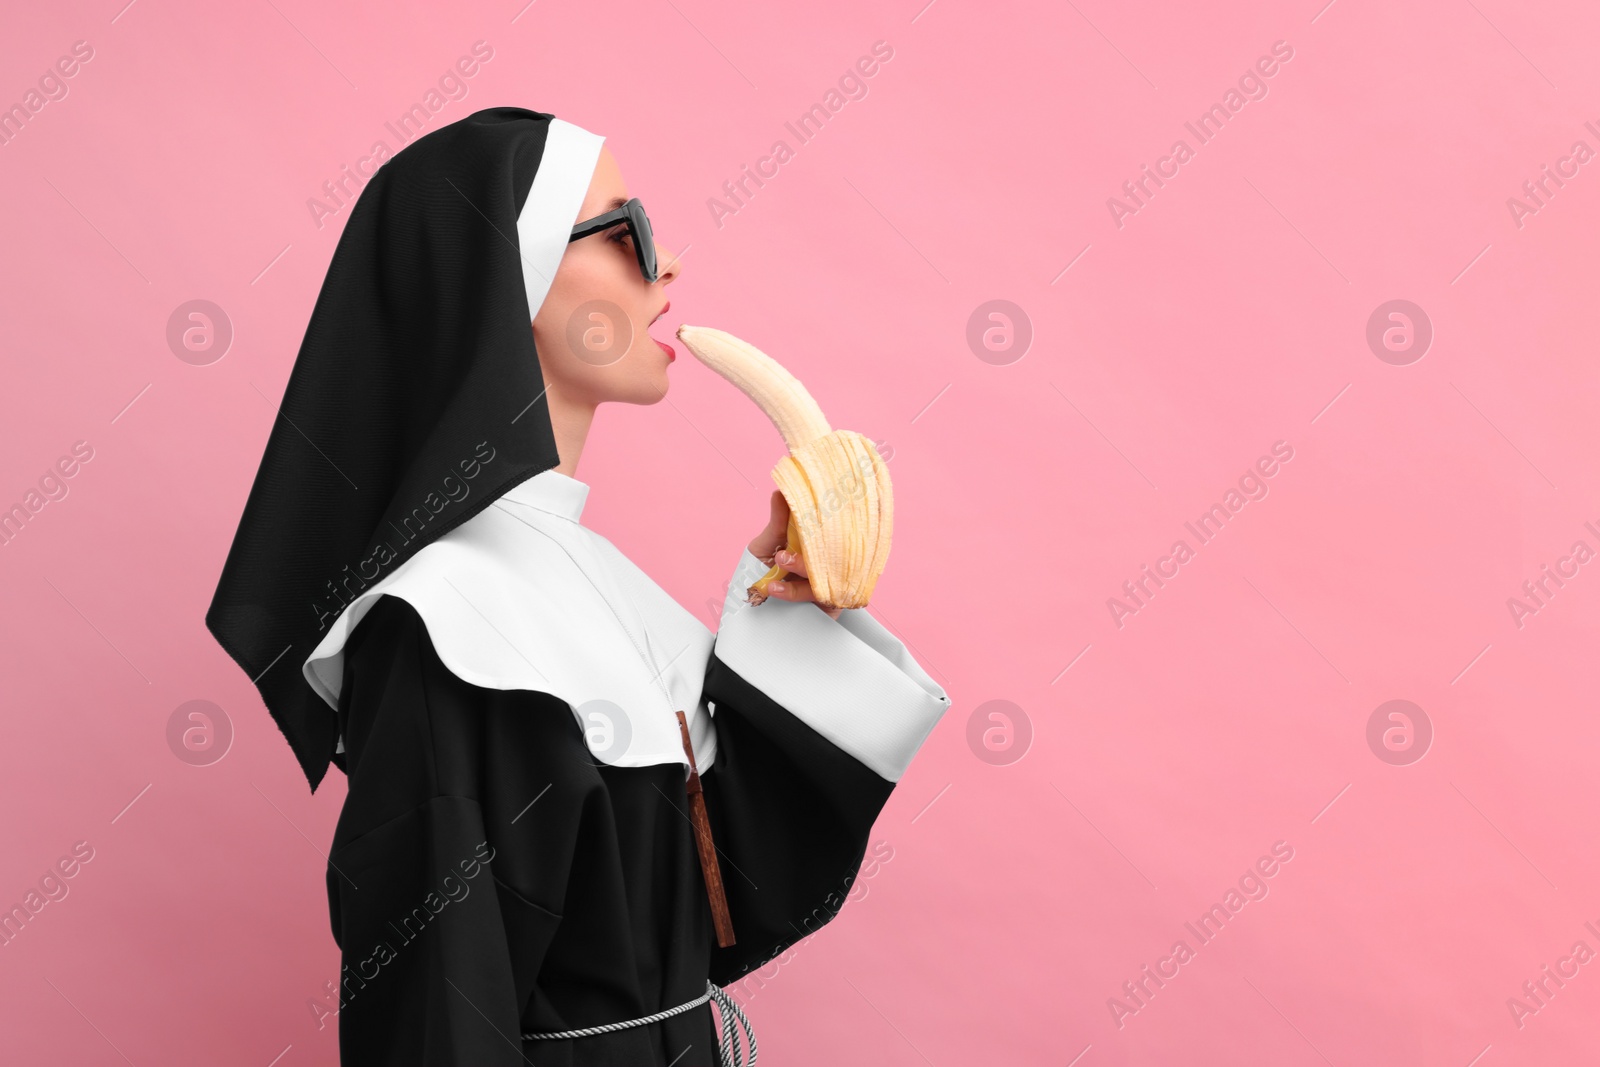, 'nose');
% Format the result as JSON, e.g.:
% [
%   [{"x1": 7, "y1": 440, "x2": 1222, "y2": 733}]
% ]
[{"x1": 656, "y1": 241, "x2": 683, "y2": 286}]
